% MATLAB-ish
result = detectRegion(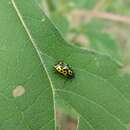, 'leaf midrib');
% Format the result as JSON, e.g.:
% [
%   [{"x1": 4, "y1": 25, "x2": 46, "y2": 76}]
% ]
[{"x1": 10, "y1": 0, "x2": 56, "y2": 130}]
